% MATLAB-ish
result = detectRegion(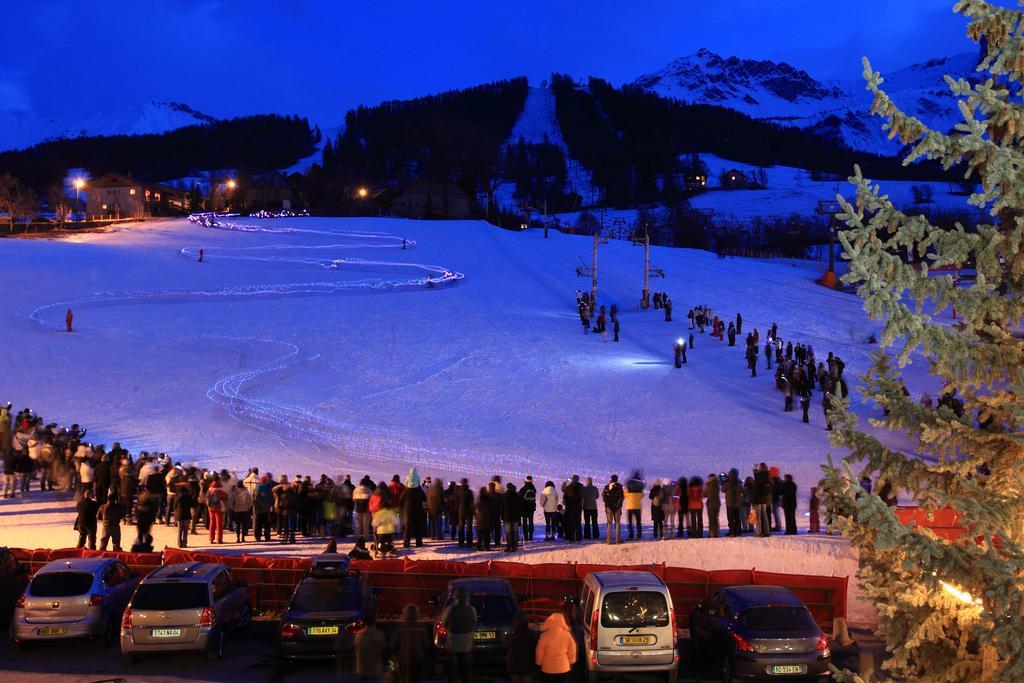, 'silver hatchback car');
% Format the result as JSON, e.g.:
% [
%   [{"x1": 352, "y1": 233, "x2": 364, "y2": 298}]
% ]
[
  {"x1": 10, "y1": 557, "x2": 138, "y2": 648},
  {"x1": 120, "y1": 561, "x2": 250, "y2": 662}
]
